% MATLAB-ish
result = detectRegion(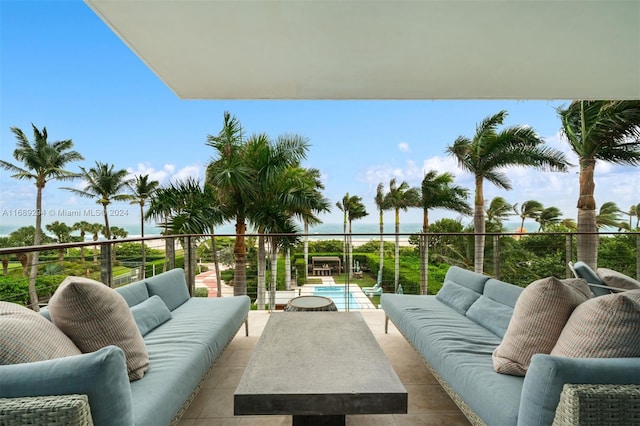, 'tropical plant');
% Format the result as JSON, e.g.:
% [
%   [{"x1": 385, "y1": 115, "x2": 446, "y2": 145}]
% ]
[
  {"x1": 485, "y1": 196, "x2": 516, "y2": 231},
  {"x1": 419, "y1": 170, "x2": 471, "y2": 294},
  {"x1": 205, "y1": 112, "x2": 310, "y2": 297},
  {"x1": 516, "y1": 200, "x2": 544, "y2": 233},
  {"x1": 536, "y1": 206, "x2": 563, "y2": 231},
  {"x1": 127, "y1": 174, "x2": 159, "y2": 278},
  {"x1": 87, "y1": 222, "x2": 104, "y2": 264},
  {"x1": 0, "y1": 124, "x2": 83, "y2": 309},
  {"x1": 45, "y1": 221, "x2": 73, "y2": 265},
  {"x1": 558, "y1": 100, "x2": 640, "y2": 268},
  {"x1": 446, "y1": 110, "x2": 569, "y2": 273},
  {"x1": 374, "y1": 183, "x2": 391, "y2": 287},
  {"x1": 63, "y1": 161, "x2": 131, "y2": 240},
  {"x1": 385, "y1": 178, "x2": 420, "y2": 292},
  {"x1": 596, "y1": 201, "x2": 623, "y2": 230},
  {"x1": 72, "y1": 221, "x2": 92, "y2": 261}
]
